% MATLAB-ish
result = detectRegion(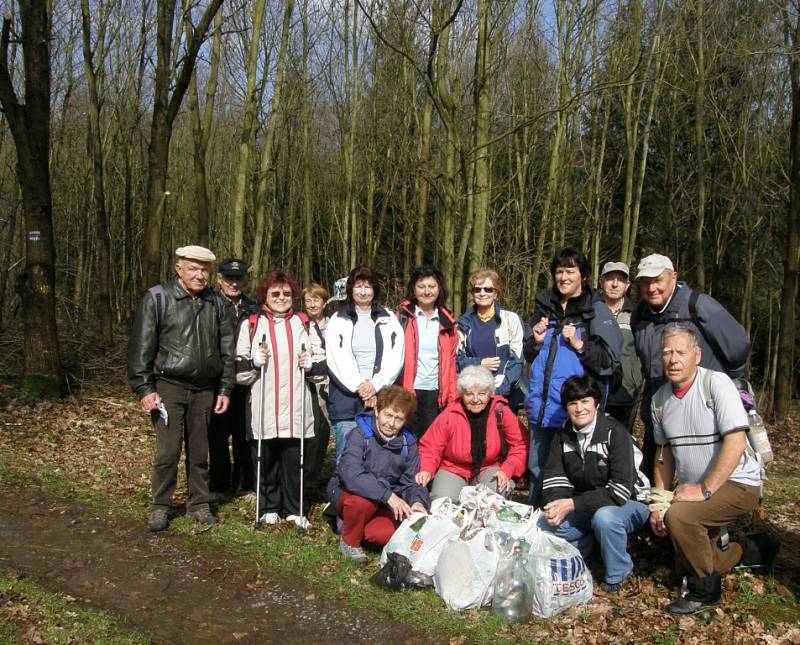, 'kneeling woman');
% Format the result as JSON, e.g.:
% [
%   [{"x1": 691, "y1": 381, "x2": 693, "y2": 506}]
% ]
[
  {"x1": 539, "y1": 375, "x2": 650, "y2": 593},
  {"x1": 327, "y1": 386, "x2": 430, "y2": 564},
  {"x1": 416, "y1": 366, "x2": 527, "y2": 502}
]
